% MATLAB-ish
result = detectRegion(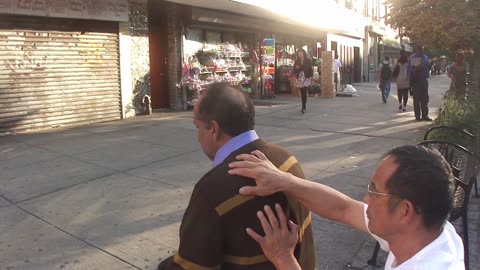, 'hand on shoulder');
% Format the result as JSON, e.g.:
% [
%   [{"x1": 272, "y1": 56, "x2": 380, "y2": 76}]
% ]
[{"x1": 229, "y1": 150, "x2": 290, "y2": 196}]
